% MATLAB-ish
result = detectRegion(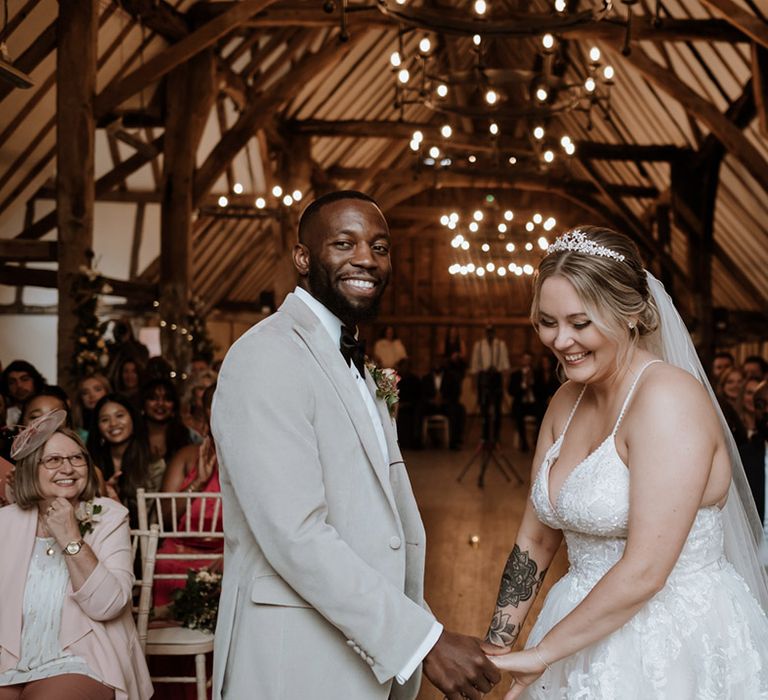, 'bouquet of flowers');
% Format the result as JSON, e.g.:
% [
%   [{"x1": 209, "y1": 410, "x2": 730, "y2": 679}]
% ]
[{"x1": 169, "y1": 569, "x2": 222, "y2": 633}]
